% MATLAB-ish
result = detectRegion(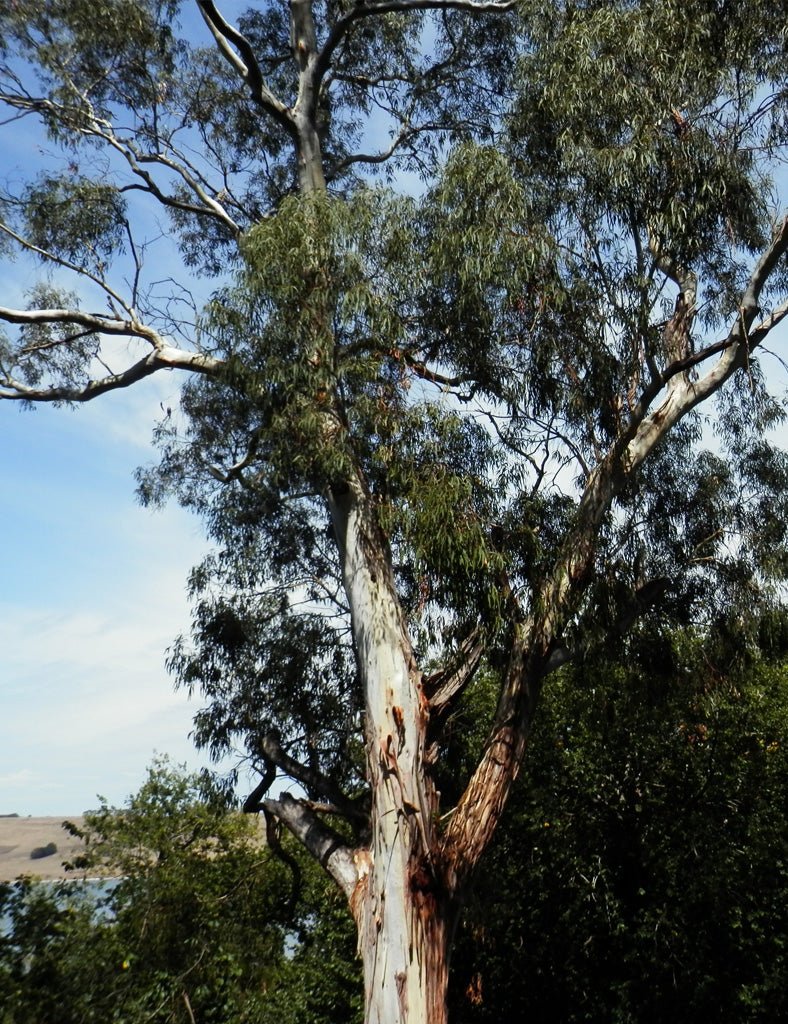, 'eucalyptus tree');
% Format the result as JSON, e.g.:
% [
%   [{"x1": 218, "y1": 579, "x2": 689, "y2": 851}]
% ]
[{"x1": 3, "y1": 2, "x2": 788, "y2": 1021}]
